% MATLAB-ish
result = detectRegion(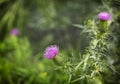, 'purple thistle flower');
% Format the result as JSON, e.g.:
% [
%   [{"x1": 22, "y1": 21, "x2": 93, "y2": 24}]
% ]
[
  {"x1": 98, "y1": 12, "x2": 111, "y2": 21},
  {"x1": 11, "y1": 28, "x2": 19, "y2": 36},
  {"x1": 44, "y1": 45, "x2": 59, "y2": 59}
]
